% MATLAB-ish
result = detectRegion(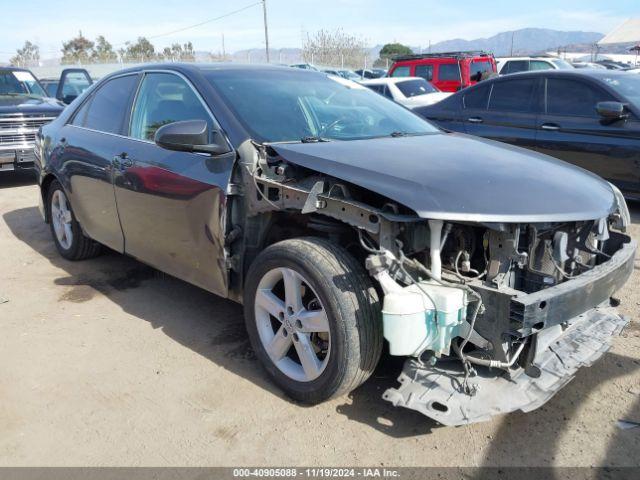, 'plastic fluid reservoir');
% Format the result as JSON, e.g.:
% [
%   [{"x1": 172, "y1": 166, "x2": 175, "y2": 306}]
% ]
[{"x1": 382, "y1": 281, "x2": 466, "y2": 357}]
